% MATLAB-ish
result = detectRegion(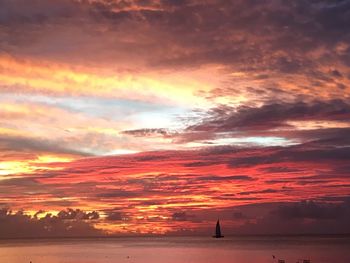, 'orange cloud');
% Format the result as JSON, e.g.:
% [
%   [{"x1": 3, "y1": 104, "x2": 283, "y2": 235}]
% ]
[
  {"x1": 0, "y1": 54, "x2": 214, "y2": 106},
  {"x1": 1, "y1": 141, "x2": 349, "y2": 235}
]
